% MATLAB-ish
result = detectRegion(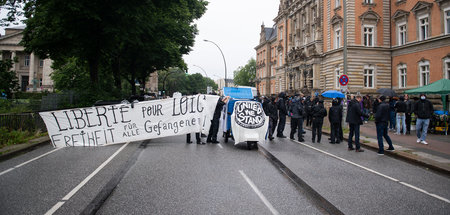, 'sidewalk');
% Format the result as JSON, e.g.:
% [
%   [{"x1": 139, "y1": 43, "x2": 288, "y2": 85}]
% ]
[{"x1": 318, "y1": 122, "x2": 450, "y2": 175}]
